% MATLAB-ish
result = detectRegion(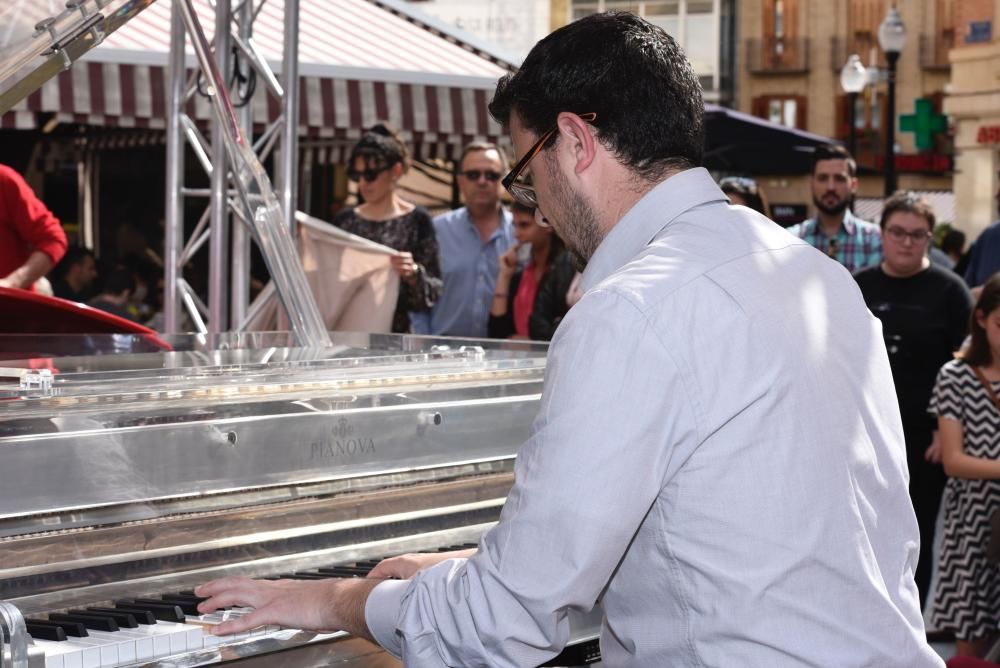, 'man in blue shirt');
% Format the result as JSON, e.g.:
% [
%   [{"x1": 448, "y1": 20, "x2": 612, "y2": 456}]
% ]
[
  {"x1": 412, "y1": 143, "x2": 514, "y2": 337},
  {"x1": 962, "y1": 169, "x2": 1000, "y2": 291}
]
